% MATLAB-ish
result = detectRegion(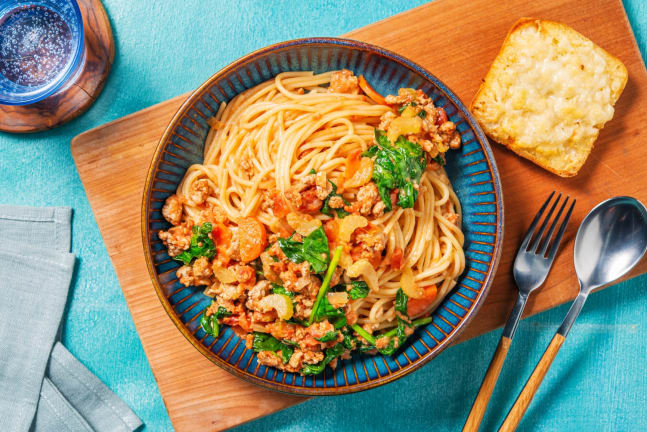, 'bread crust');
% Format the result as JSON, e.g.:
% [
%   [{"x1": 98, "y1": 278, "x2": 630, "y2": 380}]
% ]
[{"x1": 470, "y1": 18, "x2": 628, "y2": 177}]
